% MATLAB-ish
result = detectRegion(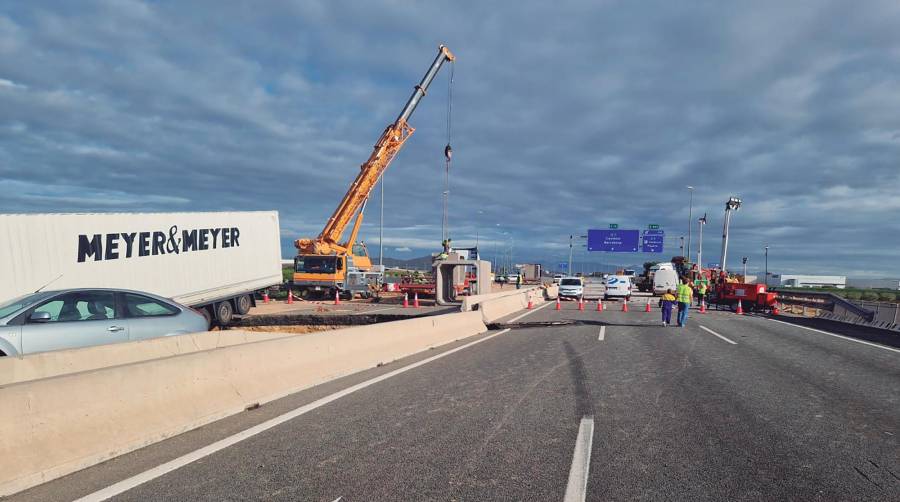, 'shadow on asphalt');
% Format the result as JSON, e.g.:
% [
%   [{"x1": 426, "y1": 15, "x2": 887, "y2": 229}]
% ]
[{"x1": 755, "y1": 315, "x2": 900, "y2": 350}]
